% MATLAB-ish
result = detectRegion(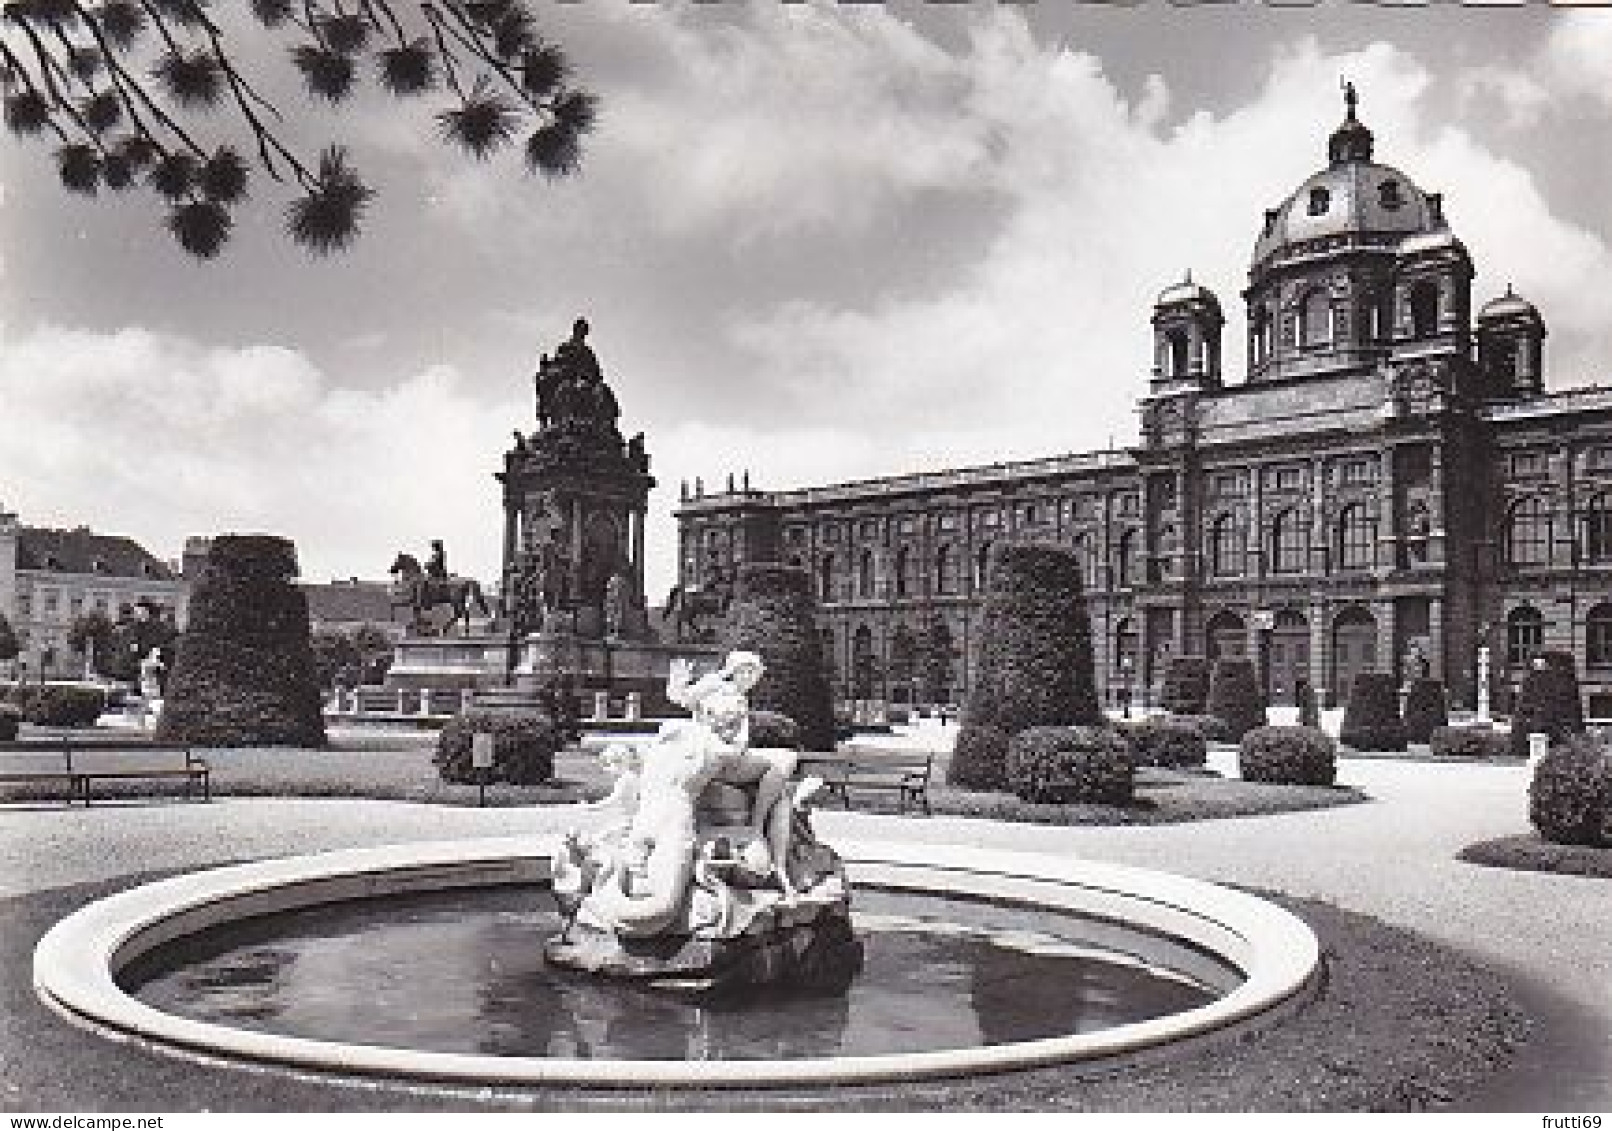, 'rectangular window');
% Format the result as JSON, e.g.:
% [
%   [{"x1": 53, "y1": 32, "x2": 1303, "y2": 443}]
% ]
[
  {"x1": 1118, "y1": 493, "x2": 1140, "y2": 516},
  {"x1": 1588, "y1": 447, "x2": 1612, "y2": 472},
  {"x1": 1271, "y1": 466, "x2": 1302, "y2": 491},
  {"x1": 1341, "y1": 459, "x2": 1375, "y2": 486},
  {"x1": 937, "y1": 513, "x2": 959, "y2": 532},
  {"x1": 1510, "y1": 452, "x2": 1546, "y2": 477},
  {"x1": 823, "y1": 526, "x2": 841, "y2": 544},
  {"x1": 859, "y1": 520, "x2": 878, "y2": 538}
]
